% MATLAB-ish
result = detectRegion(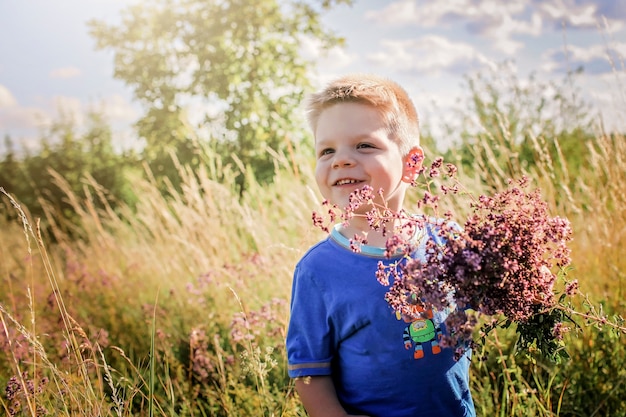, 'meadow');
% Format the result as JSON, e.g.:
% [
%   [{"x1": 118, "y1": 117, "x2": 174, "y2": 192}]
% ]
[{"x1": 1, "y1": 99, "x2": 626, "y2": 416}]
